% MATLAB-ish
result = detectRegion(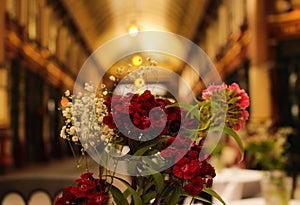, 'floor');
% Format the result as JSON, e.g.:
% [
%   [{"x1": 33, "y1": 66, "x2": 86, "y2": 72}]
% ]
[
  {"x1": 3, "y1": 158, "x2": 300, "y2": 205},
  {"x1": 1, "y1": 157, "x2": 120, "y2": 205},
  {"x1": 5, "y1": 157, "x2": 93, "y2": 177}
]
